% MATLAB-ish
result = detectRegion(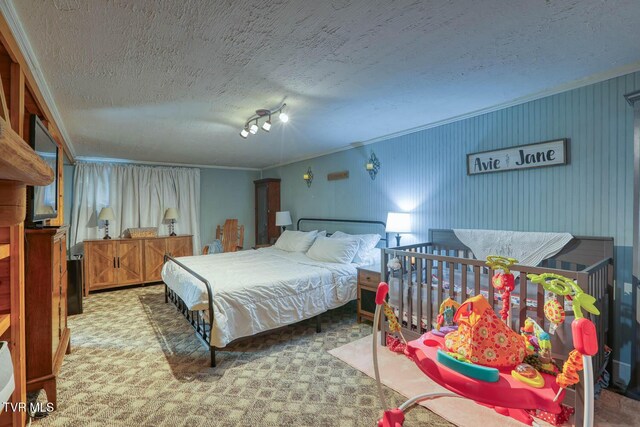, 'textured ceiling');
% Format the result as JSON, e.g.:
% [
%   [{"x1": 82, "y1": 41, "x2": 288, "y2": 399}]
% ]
[{"x1": 12, "y1": 0, "x2": 640, "y2": 168}]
